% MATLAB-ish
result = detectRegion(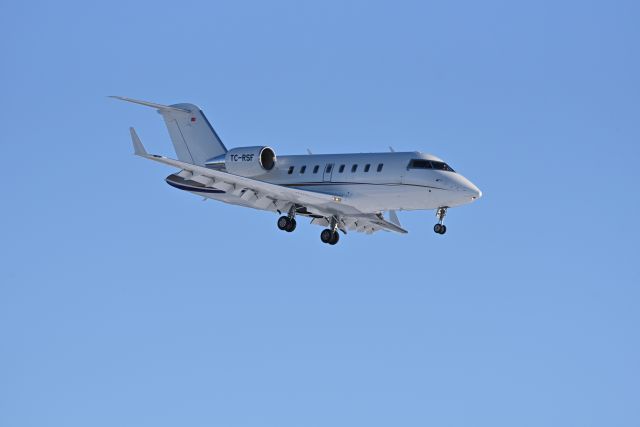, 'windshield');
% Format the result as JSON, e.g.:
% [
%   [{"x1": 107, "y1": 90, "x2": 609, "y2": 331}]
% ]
[{"x1": 408, "y1": 159, "x2": 455, "y2": 172}]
